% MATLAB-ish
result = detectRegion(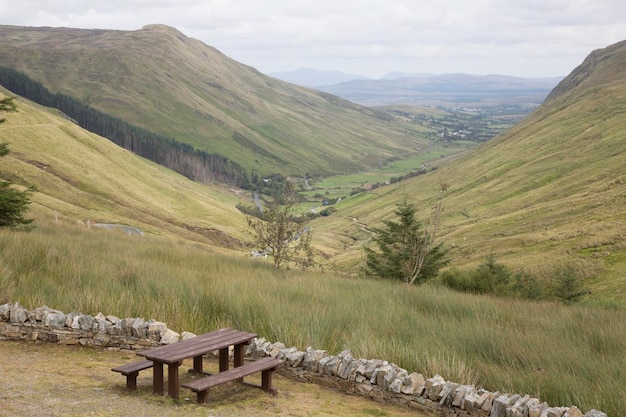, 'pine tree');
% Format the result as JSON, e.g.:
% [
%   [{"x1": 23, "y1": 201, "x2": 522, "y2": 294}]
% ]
[
  {"x1": 364, "y1": 193, "x2": 448, "y2": 284},
  {"x1": 0, "y1": 97, "x2": 34, "y2": 228}
]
